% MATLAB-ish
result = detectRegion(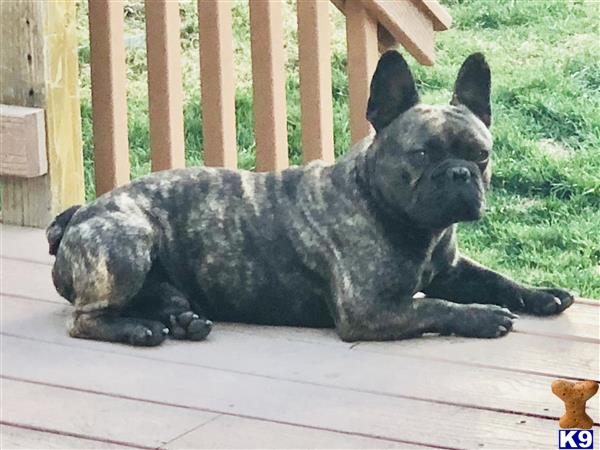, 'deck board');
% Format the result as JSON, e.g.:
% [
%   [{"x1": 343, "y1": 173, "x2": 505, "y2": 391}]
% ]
[
  {"x1": 3, "y1": 292, "x2": 599, "y2": 381},
  {"x1": 2, "y1": 295, "x2": 598, "y2": 420},
  {"x1": 0, "y1": 424, "x2": 128, "y2": 449},
  {"x1": 1, "y1": 224, "x2": 53, "y2": 264},
  {"x1": 0, "y1": 335, "x2": 574, "y2": 449},
  {"x1": 163, "y1": 415, "x2": 420, "y2": 449},
  {"x1": 1, "y1": 379, "x2": 215, "y2": 449},
  {"x1": 1, "y1": 258, "x2": 63, "y2": 303},
  {"x1": 1, "y1": 224, "x2": 599, "y2": 449},
  {"x1": 514, "y1": 302, "x2": 599, "y2": 342}
]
